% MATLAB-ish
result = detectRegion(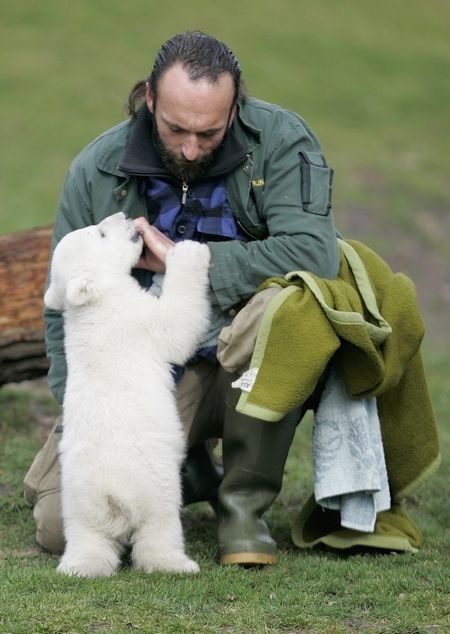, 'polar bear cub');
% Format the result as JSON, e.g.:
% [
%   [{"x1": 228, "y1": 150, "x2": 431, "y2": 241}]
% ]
[{"x1": 44, "y1": 212, "x2": 211, "y2": 577}]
